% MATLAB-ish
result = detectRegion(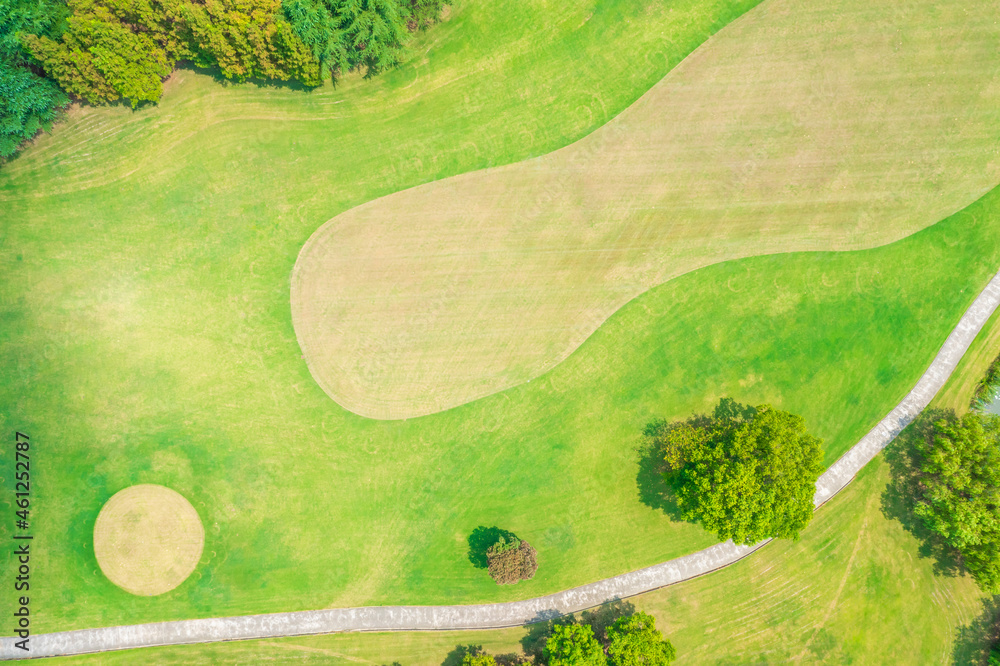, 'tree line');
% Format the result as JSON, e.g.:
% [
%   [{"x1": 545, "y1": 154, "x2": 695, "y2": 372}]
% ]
[
  {"x1": 450, "y1": 605, "x2": 676, "y2": 666},
  {"x1": 0, "y1": 0, "x2": 447, "y2": 158},
  {"x1": 896, "y1": 408, "x2": 1000, "y2": 593}
]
